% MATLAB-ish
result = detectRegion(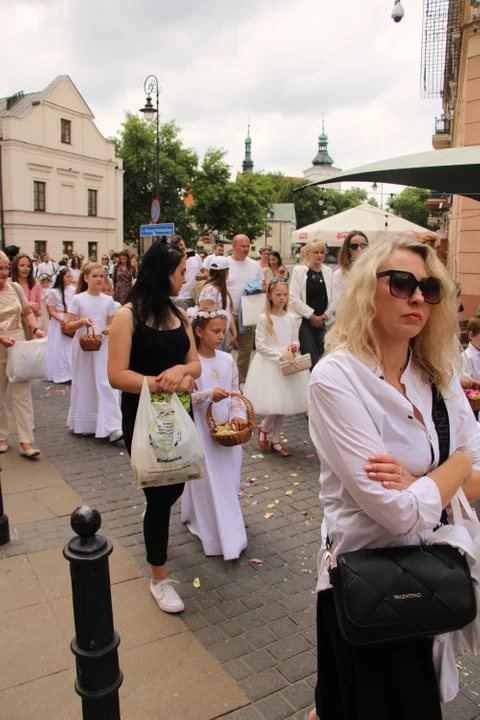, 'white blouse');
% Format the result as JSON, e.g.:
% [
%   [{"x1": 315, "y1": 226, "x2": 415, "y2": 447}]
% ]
[
  {"x1": 309, "y1": 350, "x2": 480, "y2": 592},
  {"x1": 462, "y1": 343, "x2": 480, "y2": 381},
  {"x1": 331, "y1": 268, "x2": 350, "y2": 318}
]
